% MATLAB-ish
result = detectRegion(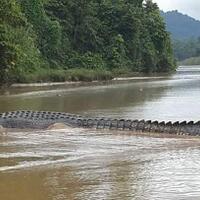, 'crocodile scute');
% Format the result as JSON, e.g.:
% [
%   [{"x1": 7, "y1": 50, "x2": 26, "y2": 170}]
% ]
[{"x1": 0, "y1": 110, "x2": 199, "y2": 136}]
